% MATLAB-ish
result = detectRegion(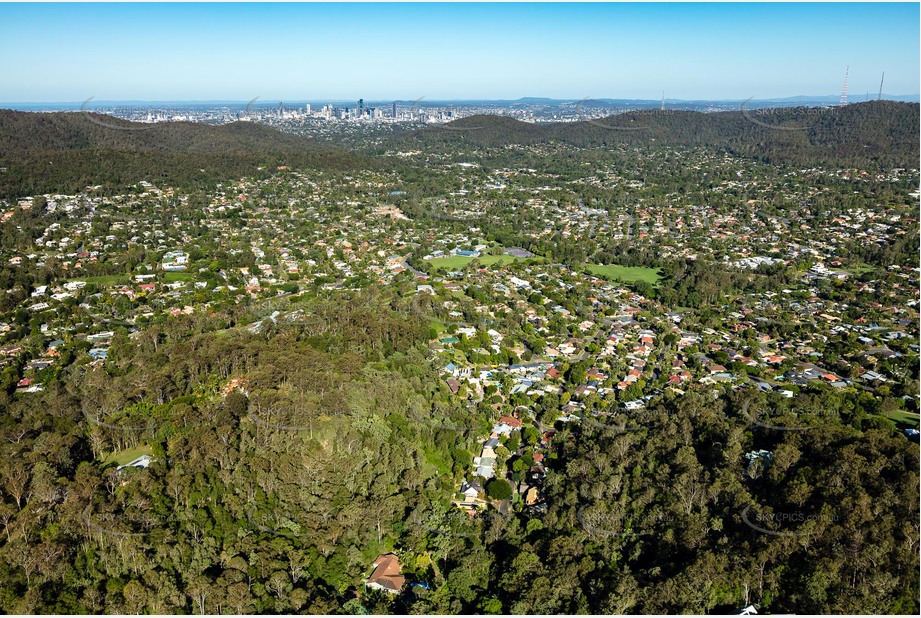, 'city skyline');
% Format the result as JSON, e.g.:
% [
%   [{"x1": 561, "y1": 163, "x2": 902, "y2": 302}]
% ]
[{"x1": 1, "y1": 2, "x2": 918, "y2": 102}]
